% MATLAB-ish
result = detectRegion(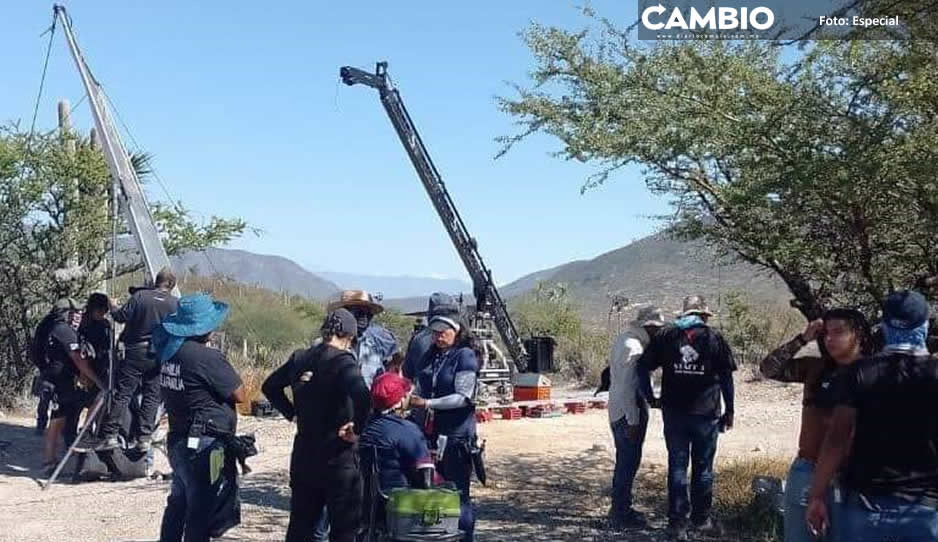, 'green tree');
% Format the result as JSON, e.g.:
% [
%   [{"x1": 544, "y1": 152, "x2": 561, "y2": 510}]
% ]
[
  {"x1": 0, "y1": 127, "x2": 247, "y2": 404},
  {"x1": 499, "y1": 16, "x2": 938, "y2": 320}
]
